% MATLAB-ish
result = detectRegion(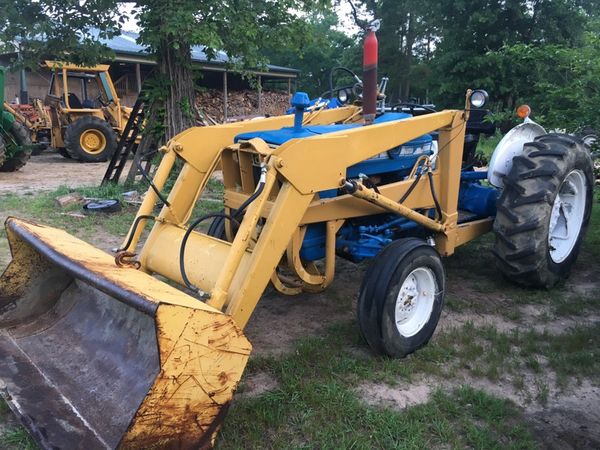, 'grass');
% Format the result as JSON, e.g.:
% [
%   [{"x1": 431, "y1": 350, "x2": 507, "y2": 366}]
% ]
[
  {"x1": 0, "y1": 183, "x2": 141, "y2": 241},
  {"x1": 219, "y1": 385, "x2": 537, "y2": 450},
  {"x1": 0, "y1": 428, "x2": 36, "y2": 450},
  {"x1": 216, "y1": 314, "x2": 599, "y2": 448},
  {"x1": 224, "y1": 185, "x2": 600, "y2": 449},
  {"x1": 217, "y1": 318, "x2": 546, "y2": 449},
  {"x1": 0, "y1": 399, "x2": 36, "y2": 450},
  {"x1": 0, "y1": 178, "x2": 226, "y2": 243}
]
